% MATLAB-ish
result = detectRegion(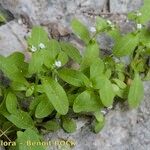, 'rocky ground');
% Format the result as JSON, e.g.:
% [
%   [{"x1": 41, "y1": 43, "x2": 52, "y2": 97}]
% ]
[
  {"x1": 44, "y1": 82, "x2": 150, "y2": 150},
  {"x1": 0, "y1": 0, "x2": 150, "y2": 150}
]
